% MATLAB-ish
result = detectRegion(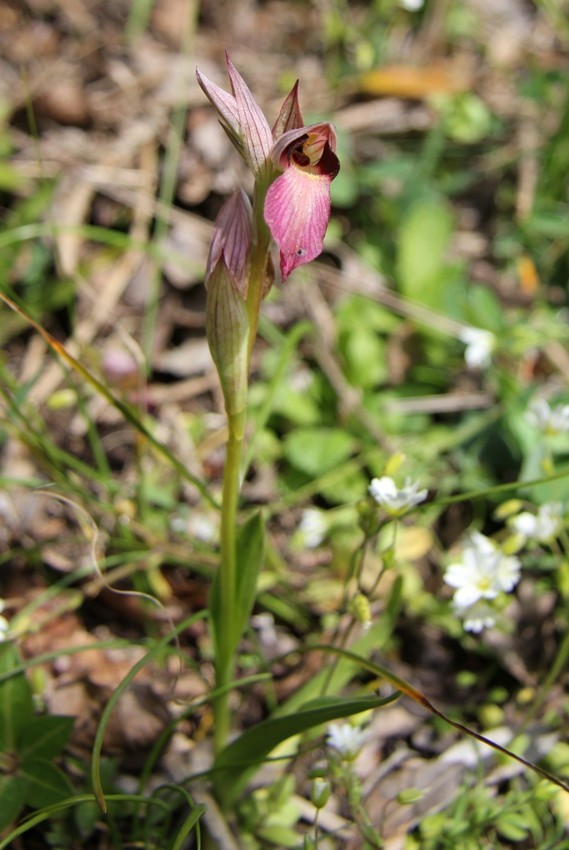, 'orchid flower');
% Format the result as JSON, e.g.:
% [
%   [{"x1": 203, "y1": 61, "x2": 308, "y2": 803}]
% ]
[
  {"x1": 196, "y1": 54, "x2": 339, "y2": 281},
  {"x1": 264, "y1": 122, "x2": 340, "y2": 279}
]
